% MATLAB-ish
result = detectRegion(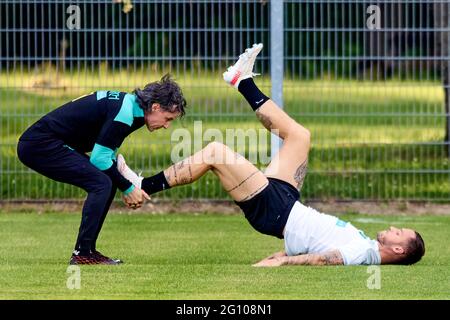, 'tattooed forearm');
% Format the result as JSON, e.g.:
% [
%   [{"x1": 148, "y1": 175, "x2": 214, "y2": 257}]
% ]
[
  {"x1": 256, "y1": 110, "x2": 273, "y2": 130},
  {"x1": 294, "y1": 158, "x2": 308, "y2": 190},
  {"x1": 321, "y1": 250, "x2": 344, "y2": 265},
  {"x1": 226, "y1": 171, "x2": 261, "y2": 193},
  {"x1": 285, "y1": 250, "x2": 343, "y2": 266}
]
